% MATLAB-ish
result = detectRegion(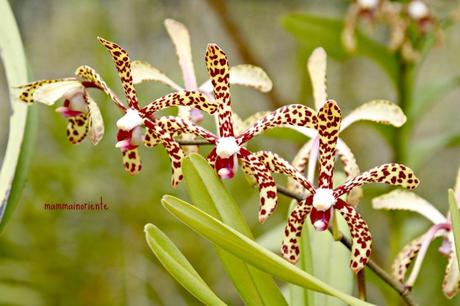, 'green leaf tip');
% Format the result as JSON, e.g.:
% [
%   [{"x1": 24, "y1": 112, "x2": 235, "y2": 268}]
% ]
[{"x1": 144, "y1": 221, "x2": 227, "y2": 306}]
